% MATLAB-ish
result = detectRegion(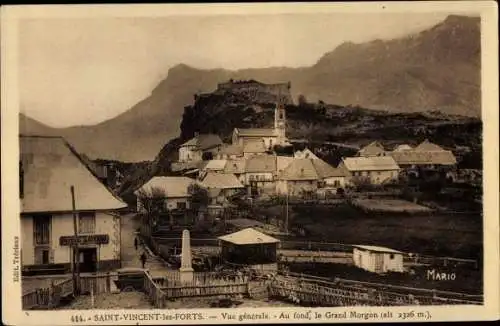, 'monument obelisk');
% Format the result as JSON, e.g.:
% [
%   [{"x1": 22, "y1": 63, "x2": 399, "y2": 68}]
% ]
[{"x1": 179, "y1": 229, "x2": 194, "y2": 284}]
